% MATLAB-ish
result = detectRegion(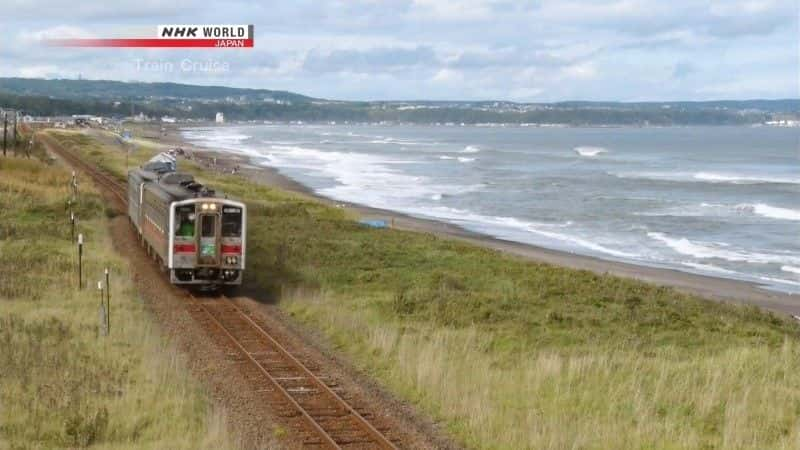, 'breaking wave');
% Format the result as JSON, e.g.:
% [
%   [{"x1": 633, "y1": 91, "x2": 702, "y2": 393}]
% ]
[
  {"x1": 574, "y1": 146, "x2": 607, "y2": 157},
  {"x1": 612, "y1": 171, "x2": 800, "y2": 185},
  {"x1": 735, "y1": 203, "x2": 800, "y2": 221},
  {"x1": 648, "y1": 232, "x2": 800, "y2": 265}
]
